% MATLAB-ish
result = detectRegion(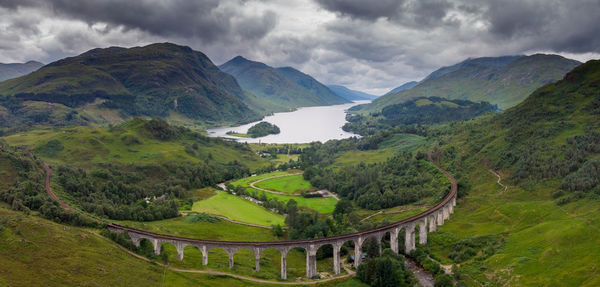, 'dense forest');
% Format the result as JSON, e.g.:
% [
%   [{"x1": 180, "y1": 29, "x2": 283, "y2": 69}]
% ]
[
  {"x1": 56, "y1": 159, "x2": 249, "y2": 221},
  {"x1": 304, "y1": 152, "x2": 449, "y2": 210},
  {"x1": 344, "y1": 97, "x2": 497, "y2": 135},
  {"x1": 247, "y1": 121, "x2": 280, "y2": 138}
]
